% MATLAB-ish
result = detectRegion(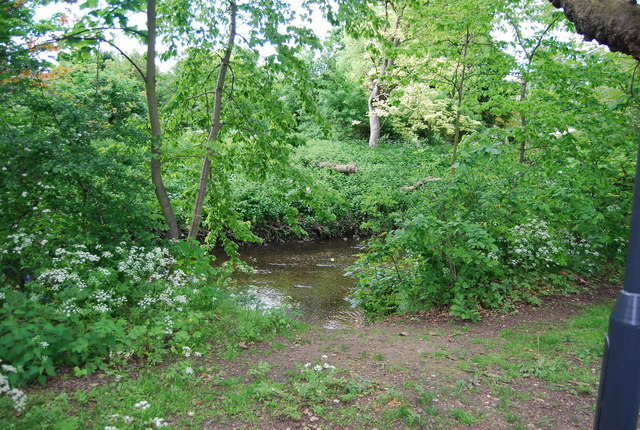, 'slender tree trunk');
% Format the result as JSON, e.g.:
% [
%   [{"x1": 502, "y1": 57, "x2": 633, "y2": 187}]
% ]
[
  {"x1": 146, "y1": 0, "x2": 179, "y2": 239},
  {"x1": 368, "y1": 74, "x2": 383, "y2": 147},
  {"x1": 451, "y1": 30, "x2": 470, "y2": 174},
  {"x1": 450, "y1": 78, "x2": 464, "y2": 173},
  {"x1": 187, "y1": 1, "x2": 237, "y2": 239},
  {"x1": 368, "y1": 8, "x2": 404, "y2": 147},
  {"x1": 518, "y1": 79, "x2": 528, "y2": 163},
  {"x1": 508, "y1": 16, "x2": 557, "y2": 164}
]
